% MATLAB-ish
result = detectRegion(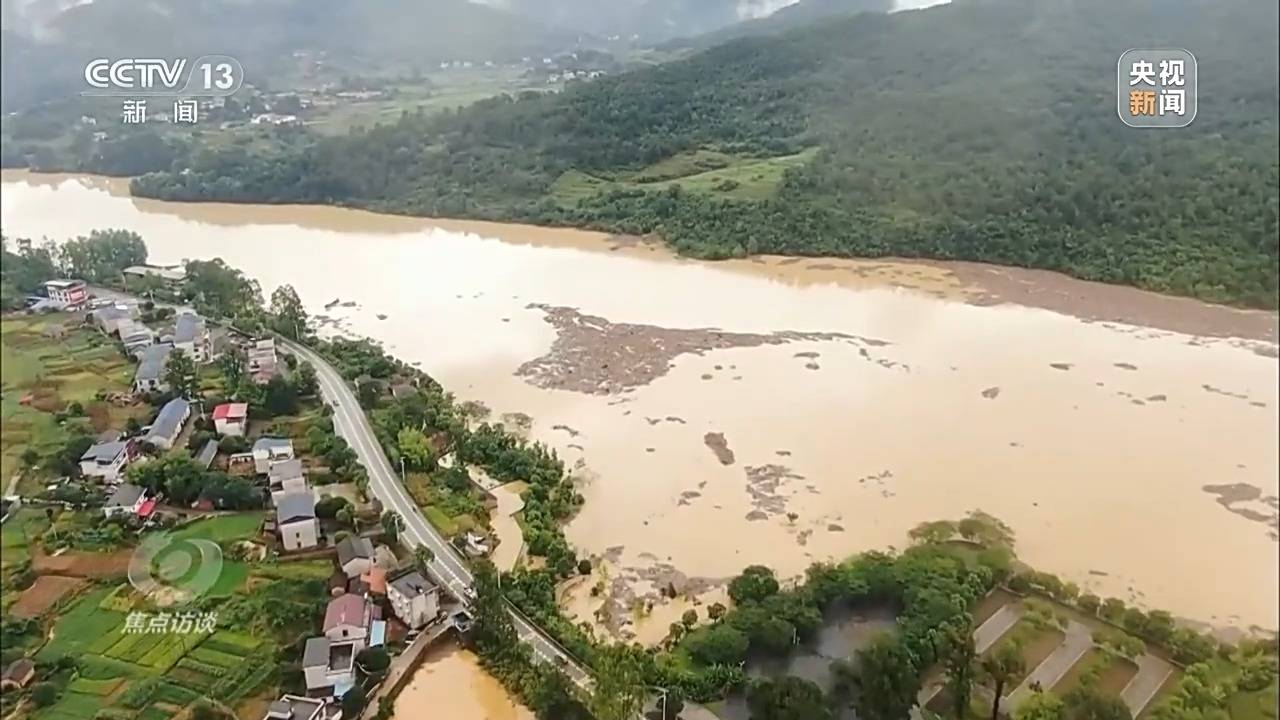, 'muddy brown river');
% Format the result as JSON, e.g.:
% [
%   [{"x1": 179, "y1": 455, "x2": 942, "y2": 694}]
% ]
[{"x1": 4, "y1": 172, "x2": 1277, "y2": 656}]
